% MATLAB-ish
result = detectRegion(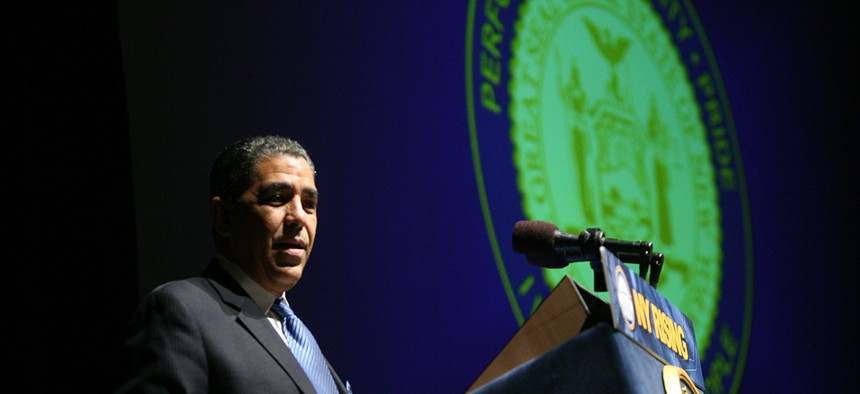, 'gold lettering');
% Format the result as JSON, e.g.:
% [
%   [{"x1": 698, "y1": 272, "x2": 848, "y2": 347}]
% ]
[
  {"x1": 647, "y1": 302, "x2": 691, "y2": 360},
  {"x1": 663, "y1": 0, "x2": 680, "y2": 23},
  {"x1": 633, "y1": 289, "x2": 652, "y2": 333},
  {"x1": 656, "y1": 0, "x2": 694, "y2": 42},
  {"x1": 676, "y1": 14, "x2": 693, "y2": 42},
  {"x1": 481, "y1": 22, "x2": 502, "y2": 58},
  {"x1": 704, "y1": 324, "x2": 737, "y2": 393},
  {"x1": 714, "y1": 138, "x2": 732, "y2": 166},
  {"x1": 678, "y1": 327, "x2": 689, "y2": 360},
  {"x1": 705, "y1": 352, "x2": 731, "y2": 394},
  {"x1": 696, "y1": 73, "x2": 737, "y2": 191},
  {"x1": 697, "y1": 73, "x2": 714, "y2": 97},
  {"x1": 720, "y1": 167, "x2": 736, "y2": 190},
  {"x1": 720, "y1": 325, "x2": 739, "y2": 357},
  {"x1": 703, "y1": 98, "x2": 722, "y2": 127},
  {"x1": 661, "y1": 312, "x2": 672, "y2": 349},
  {"x1": 666, "y1": 316, "x2": 679, "y2": 354},
  {"x1": 651, "y1": 304, "x2": 663, "y2": 343},
  {"x1": 483, "y1": 0, "x2": 504, "y2": 31},
  {"x1": 480, "y1": 52, "x2": 501, "y2": 85},
  {"x1": 477, "y1": 0, "x2": 510, "y2": 116},
  {"x1": 480, "y1": 82, "x2": 501, "y2": 114}
]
